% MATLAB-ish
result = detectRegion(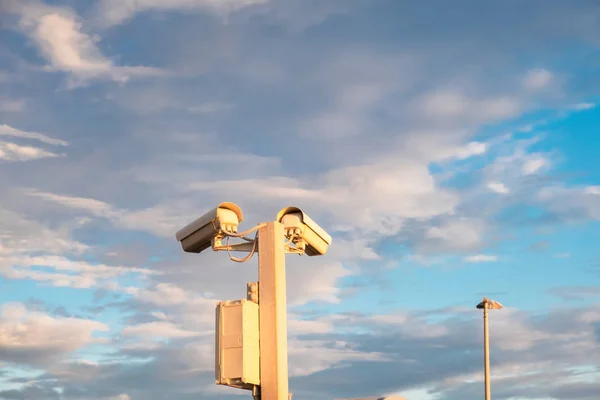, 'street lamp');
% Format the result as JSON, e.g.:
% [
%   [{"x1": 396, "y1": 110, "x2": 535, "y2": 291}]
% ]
[
  {"x1": 175, "y1": 203, "x2": 332, "y2": 400},
  {"x1": 476, "y1": 297, "x2": 503, "y2": 400}
]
